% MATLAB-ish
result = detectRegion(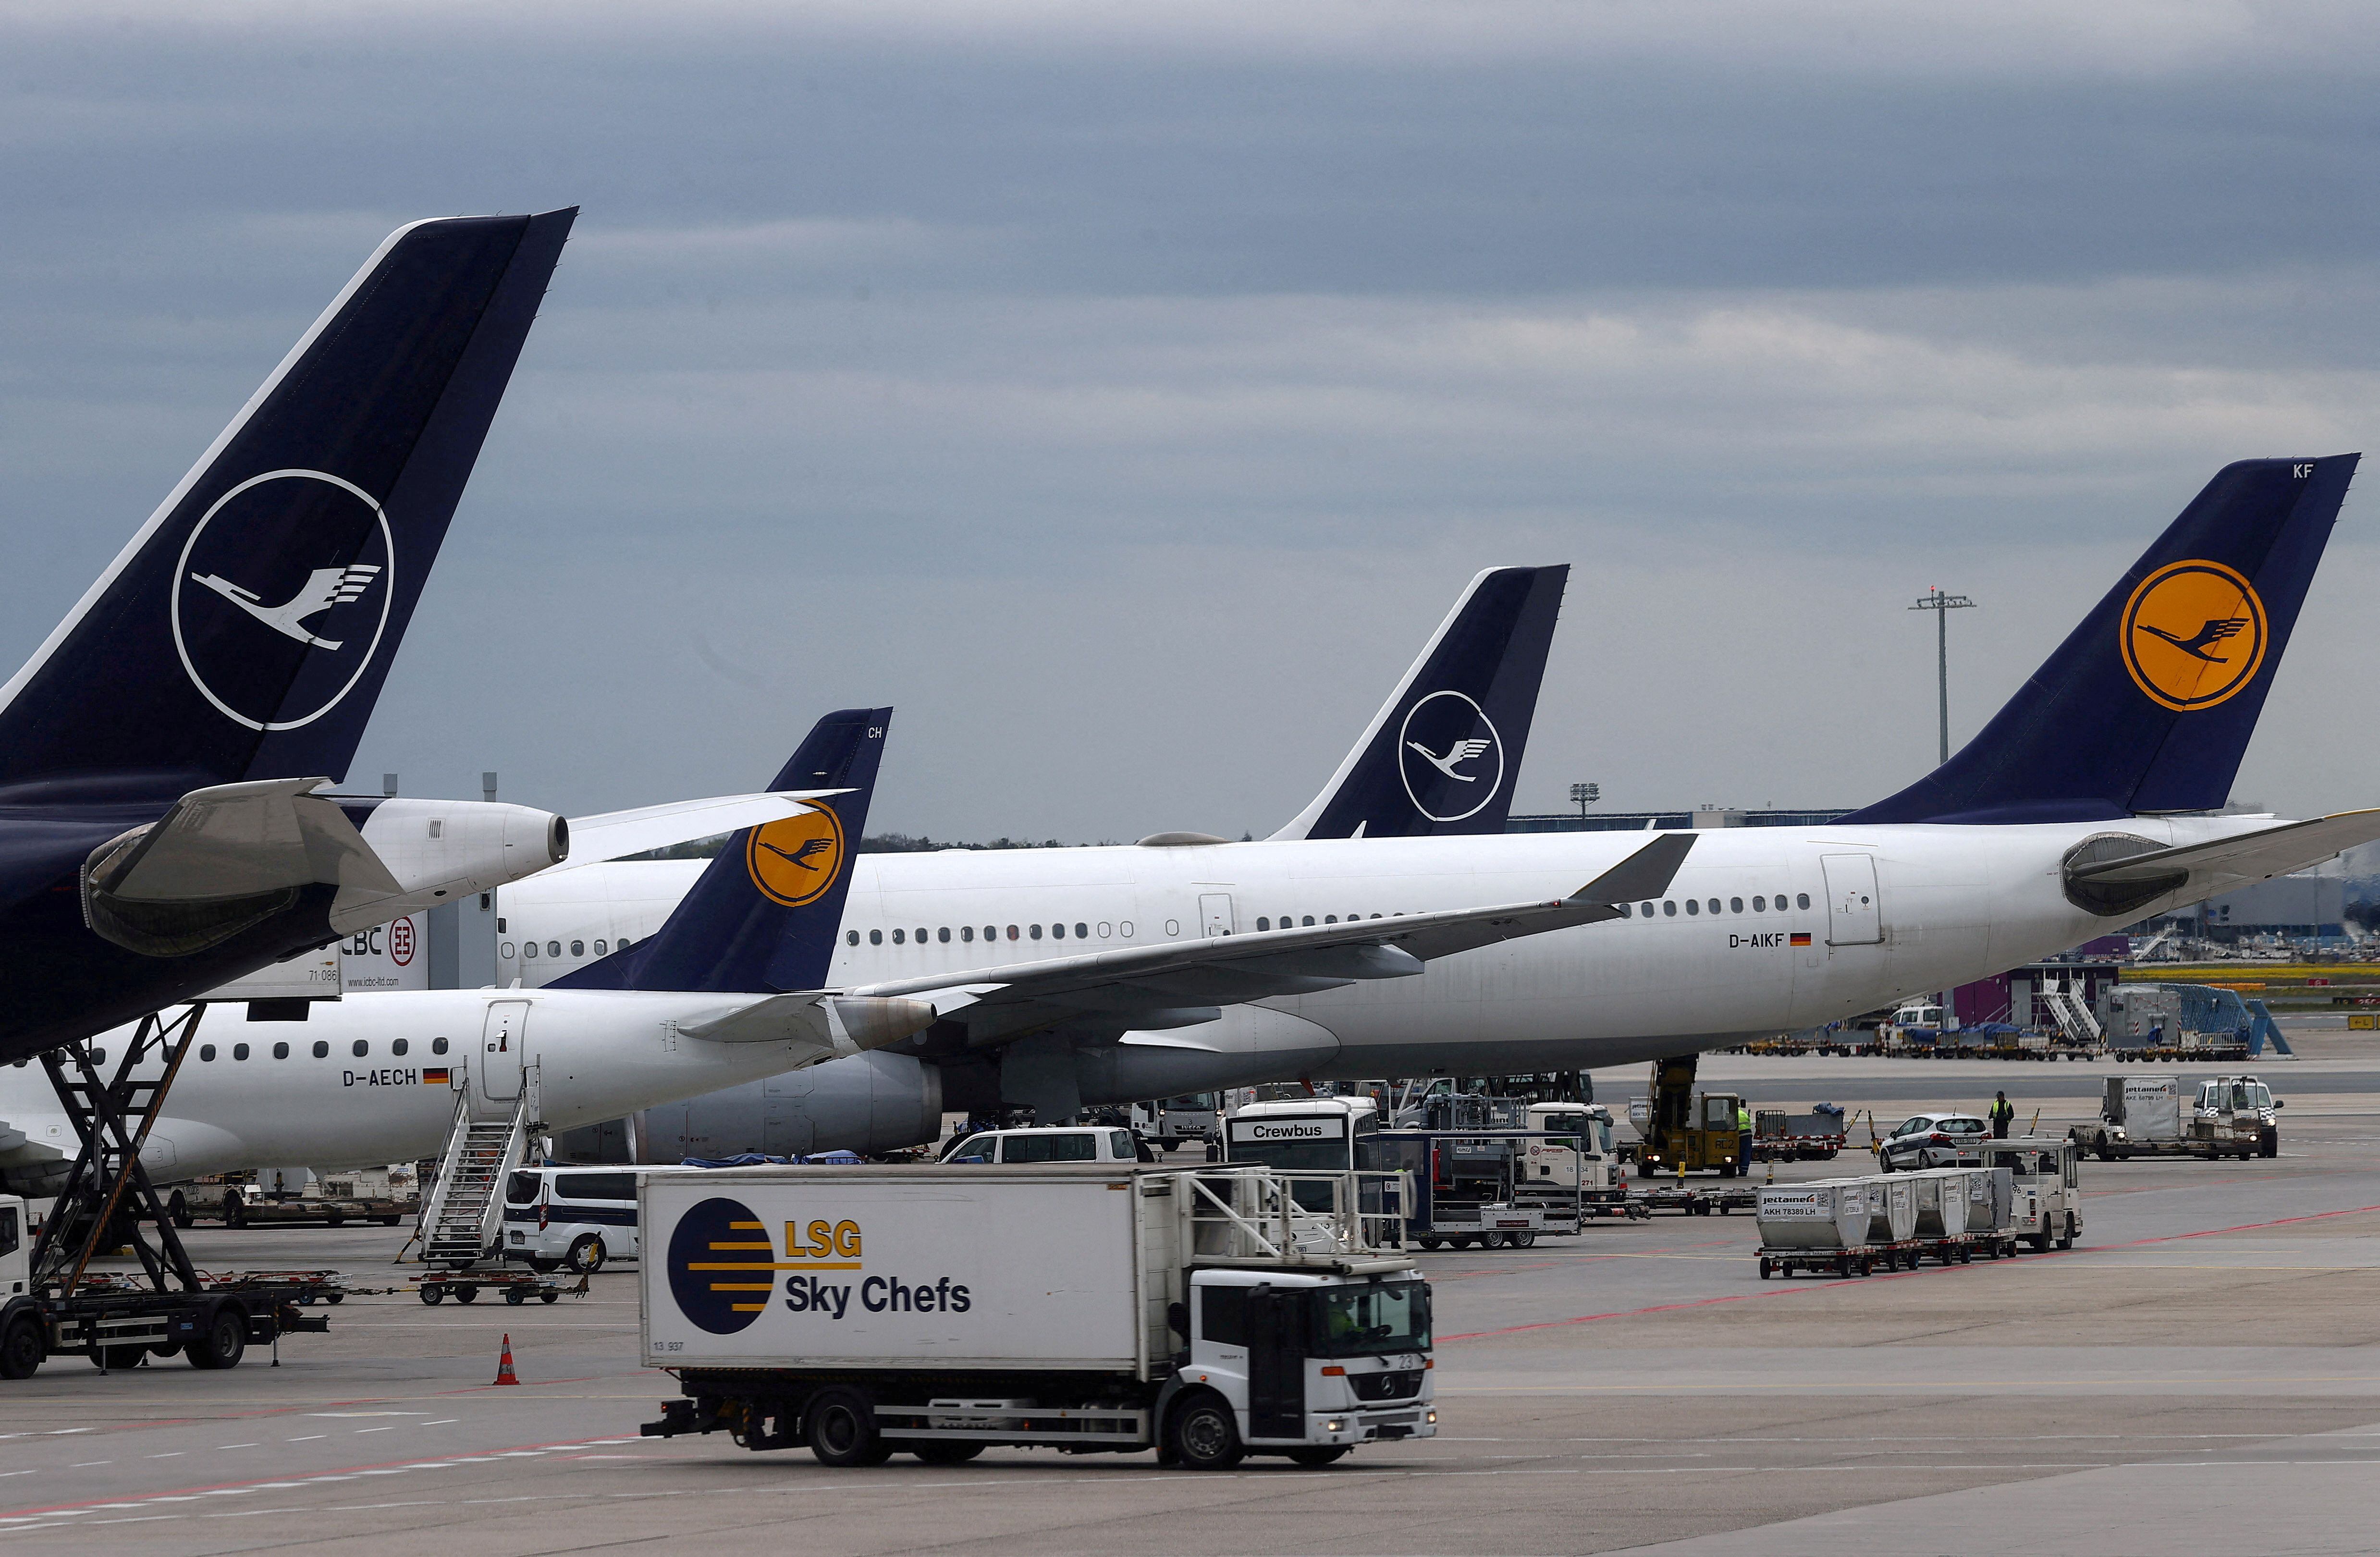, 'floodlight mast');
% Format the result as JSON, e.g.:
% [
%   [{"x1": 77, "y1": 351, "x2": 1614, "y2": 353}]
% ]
[
  {"x1": 1569, "y1": 781, "x2": 1600, "y2": 820},
  {"x1": 1909, "y1": 588, "x2": 1977, "y2": 766}
]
